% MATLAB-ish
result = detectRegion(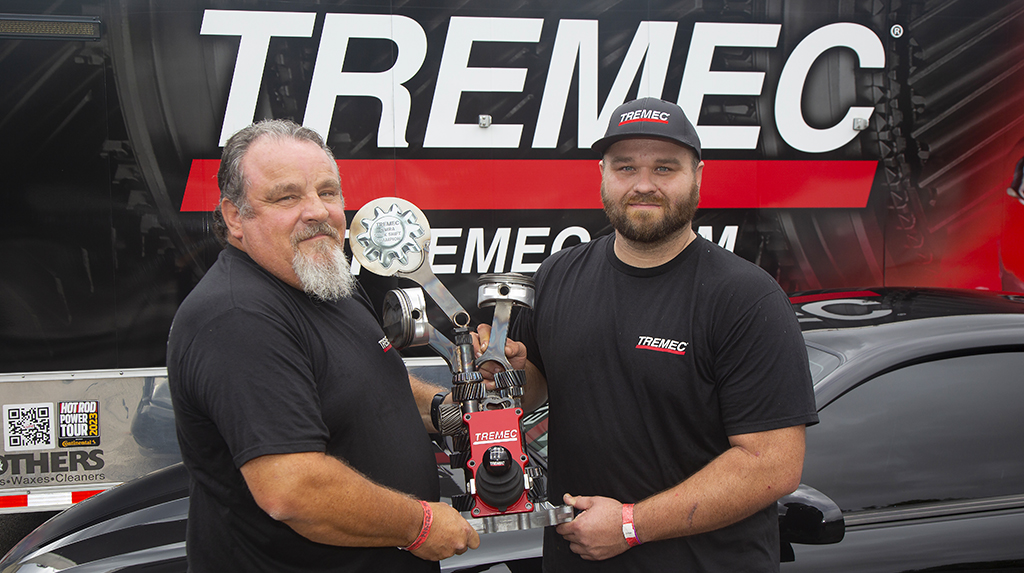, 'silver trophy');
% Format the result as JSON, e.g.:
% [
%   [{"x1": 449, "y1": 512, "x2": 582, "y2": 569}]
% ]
[{"x1": 349, "y1": 197, "x2": 572, "y2": 533}]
